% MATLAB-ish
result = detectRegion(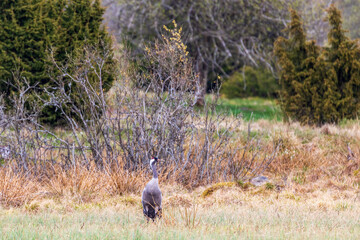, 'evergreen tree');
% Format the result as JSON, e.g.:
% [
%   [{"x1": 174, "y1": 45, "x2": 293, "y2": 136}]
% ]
[
  {"x1": 274, "y1": 9, "x2": 320, "y2": 124},
  {"x1": 56, "y1": 0, "x2": 114, "y2": 91},
  {"x1": 275, "y1": 6, "x2": 360, "y2": 125},
  {"x1": 39, "y1": 0, "x2": 115, "y2": 124},
  {"x1": 0, "y1": 0, "x2": 115, "y2": 125},
  {"x1": 322, "y1": 5, "x2": 360, "y2": 123},
  {"x1": 0, "y1": 0, "x2": 56, "y2": 104}
]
